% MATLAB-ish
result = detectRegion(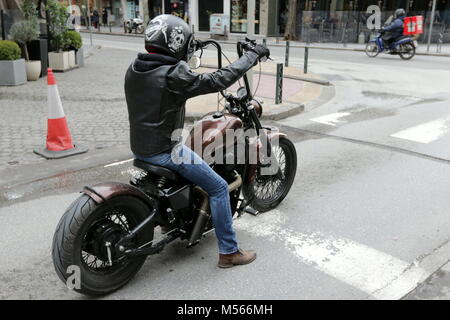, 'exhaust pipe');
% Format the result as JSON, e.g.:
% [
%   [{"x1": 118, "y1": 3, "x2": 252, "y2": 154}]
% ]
[{"x1": 187, "y1": 173, "x2": 242, "y2": 246}]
